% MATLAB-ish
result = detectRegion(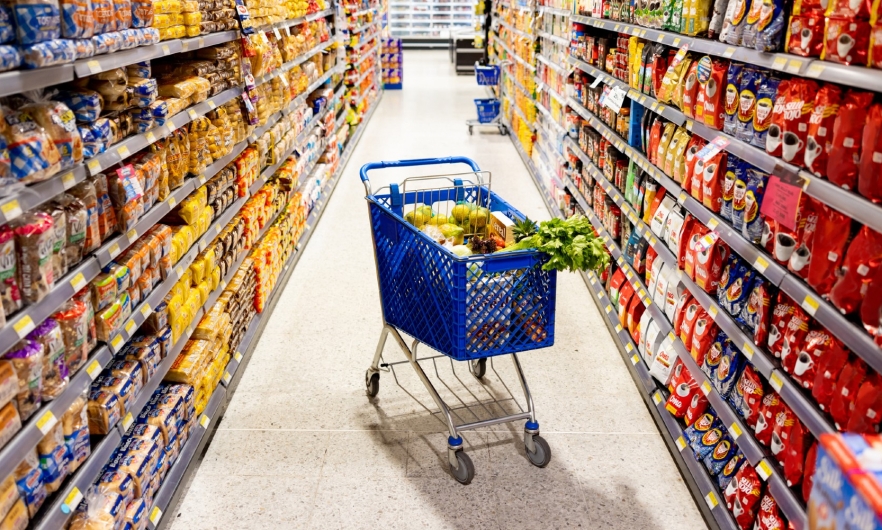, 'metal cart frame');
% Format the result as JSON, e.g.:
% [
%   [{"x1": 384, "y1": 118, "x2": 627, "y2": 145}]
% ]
[
  {"x1": 466, "y1": 62, "x2": 510, "y2": 136},
  {"x1": 359, "y1": 157, "x2": 554, "y2": 484}
]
